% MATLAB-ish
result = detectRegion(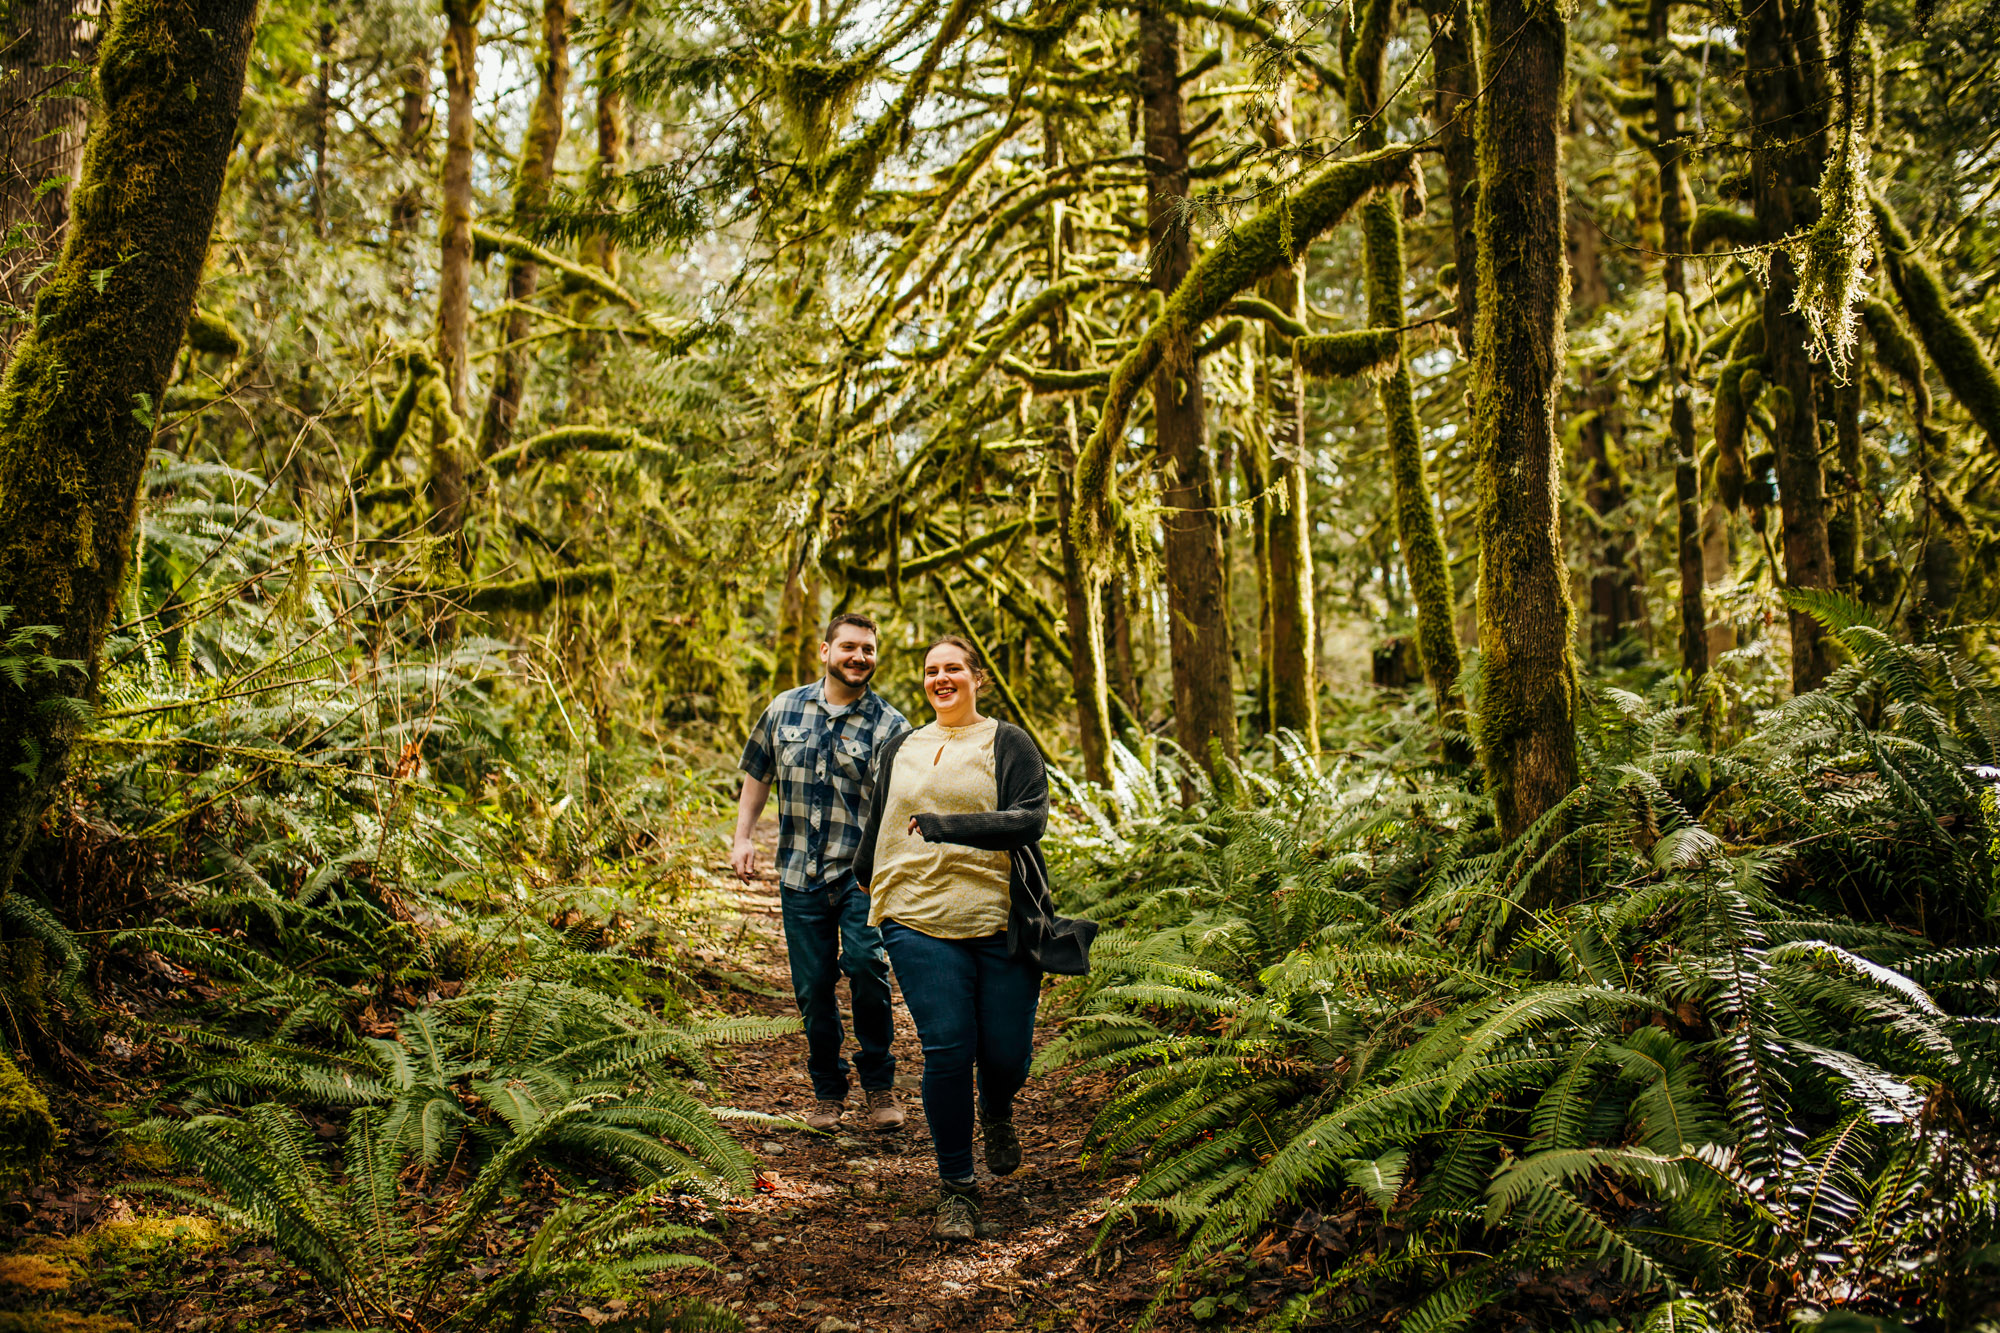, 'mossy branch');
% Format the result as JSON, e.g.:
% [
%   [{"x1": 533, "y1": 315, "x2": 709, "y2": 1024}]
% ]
[
  {"x1": 843, "y1": 516, "x2": 1059, "y2": 588},
  {"x1": 487, "y1": 426, "x2": 678, "y2": 479},
  {"x1": 185, "y1": 308, "x2": 245, "y2": 359},
  {"x1": 1223, "y1": 296, "x2": 1310, "y2": 339},
  {"x1": 1860, "y1": 297, "x2": 1930, "y2": 418},
  {"x1": 458, "y1": 564, "x2": 616, "y2": 614},
  {"x1": 1688, "y1": 205, "x2": 1763, "y2": 252},
  {"x1": 1295, "y1": 328, "x2": 1399, "y2": 380},
  {"x1": 1159, "y1": 0, "x2": 1346, "y2": 93},
  {"x1": 352, "y1": 350, "x2": 431, "y2": 484},
  {"x1": 999, "y1": 358, "x2": 1112, "y2": 392},
  {"x1": 1072, "y1": 143, "x2": 1418, "y2": 557},
  {"x1": 474, "y1": 222, "x2": 639, "y2": 311},
  {"x1": 1872, "y1": 191, "x2": 2000, "y2": 450}
]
